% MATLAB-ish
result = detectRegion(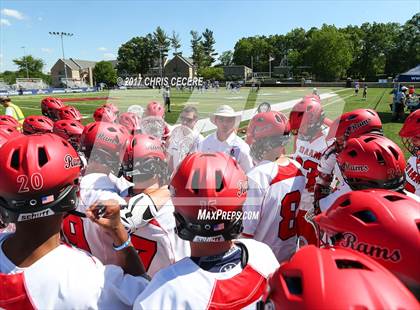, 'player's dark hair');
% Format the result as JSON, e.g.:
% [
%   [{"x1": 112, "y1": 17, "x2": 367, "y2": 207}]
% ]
[{"x1": 250, "y1": 135, "x2": 290, "y2": 161}]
